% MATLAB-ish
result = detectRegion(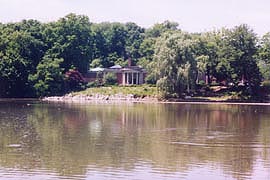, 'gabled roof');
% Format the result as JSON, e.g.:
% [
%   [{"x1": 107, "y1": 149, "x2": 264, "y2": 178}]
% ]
[
  {"x1": 89, "y1": 67, "x2": 104, "y2": 72},
  {"x1": 110, "y1": 65, "x2": 122, "y2": 69},
  {"x1": 89, "y1": 65, "x2": 146, "y2": 73},
  {"x1": 122, "y1": 66, "x2": 147, "y2": 73}
]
